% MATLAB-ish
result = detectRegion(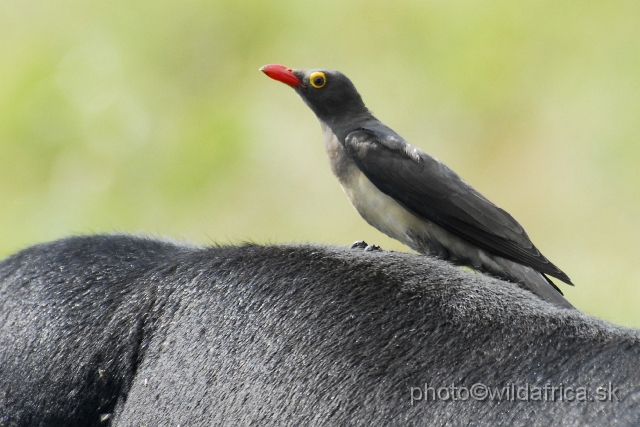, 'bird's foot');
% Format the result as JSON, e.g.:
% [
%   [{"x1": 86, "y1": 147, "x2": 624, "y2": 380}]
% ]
[
  {"x1": 351, "y1": 240, "x2": 368, "y2": 249},
  {"x1": 350, "y1": 241, "x2": 382, "y2": 252}
]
